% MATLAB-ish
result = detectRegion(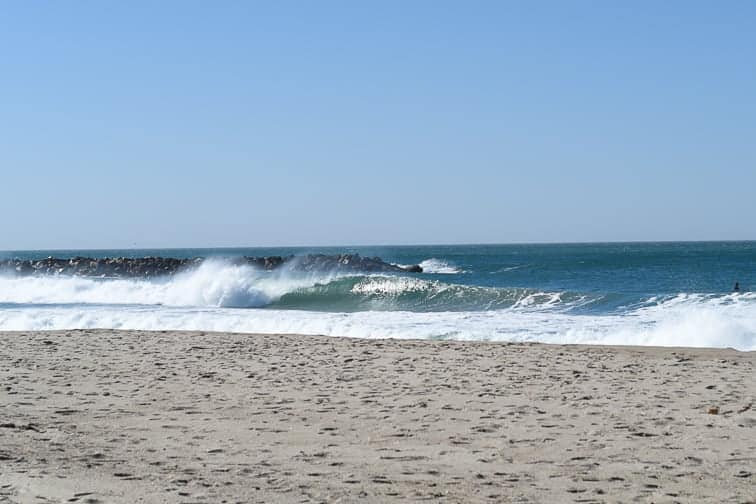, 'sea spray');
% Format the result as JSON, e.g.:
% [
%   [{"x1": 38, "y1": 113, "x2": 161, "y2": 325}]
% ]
[
  {"x1": 0, "y1": 294, "x2": 753, "y2": 350},
  {"x1": 0, "y1": 260, "x2": 348, "y2": 309},
  {"x1": 0, "y1": 261, "x2": 592, "y2": 312},
  {"x1": 418, "y1": 258, "x2": 463, "y2": 274},
  {"x1": 1, "y1": 242, "x2": 755, "y2": 350}
]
